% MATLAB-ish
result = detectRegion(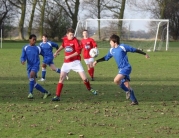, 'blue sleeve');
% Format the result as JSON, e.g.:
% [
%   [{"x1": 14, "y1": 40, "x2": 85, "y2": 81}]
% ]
[
  {"x1": 120, "y1": 44, "x2": 137, "y2": 53},
  {"x1": 104, "y1": 50, "x2": 113, "y2": 61},
  {"x1": 50, "y1": 41, "x2": 59, "y2": 50},
  {"x1": 20, "y1": 47, "x2": 26, "y2": 62},
  {"x1": 37, "y1": 46, "x2": 44, "y2": 56}
]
